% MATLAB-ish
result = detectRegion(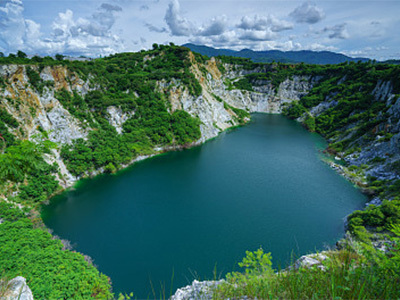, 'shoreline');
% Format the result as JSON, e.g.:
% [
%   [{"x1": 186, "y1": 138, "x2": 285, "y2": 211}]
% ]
[
  {"x1": 38, "y1": 113, "x2": 374, "y2": 298},
  {"x1": 44, "y1": 118, "x2": 251, "y2": 205}
]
